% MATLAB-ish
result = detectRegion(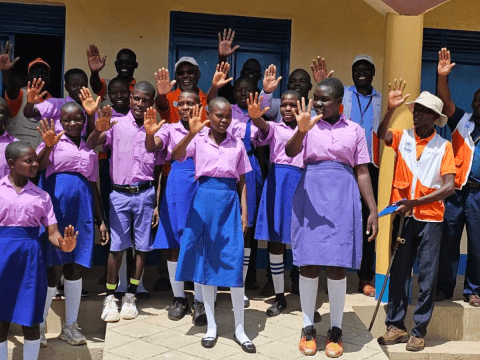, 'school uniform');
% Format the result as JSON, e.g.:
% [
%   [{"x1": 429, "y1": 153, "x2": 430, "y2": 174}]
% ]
[
  {"x1": 175, "y1": 130, "x2": 252, "y2": 287},
  {"x1": 291, "y1": 114, "x2": 370, "y2": 269},
  {"x1": 385, "y1": 128, "x2": 455, "y2": 338},
  {"x1": 105, "y1": 110, "x2": 164, "y2": 252},
  {"x1": 0, "y1": 131, "x2": 19, "y2": 178},
  {"x1": 260, "y1": 92, "x2": 316, "y2": 124},
  {"x1": 34, "y1": 97, "x2": 87, "y2": 135},
  {"x1": 0, "y1": 176, "x2": 57, "y2": 326},
  {"x1": 37, "y1": 135, "x2": 98, "y2": 268}
]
